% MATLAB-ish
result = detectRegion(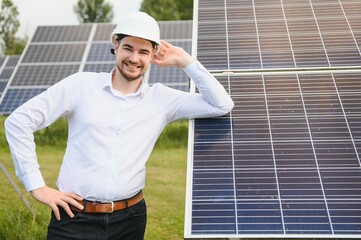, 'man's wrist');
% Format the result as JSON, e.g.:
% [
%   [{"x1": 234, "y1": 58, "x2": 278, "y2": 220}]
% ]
[
  {"x1": 20, "y1": 170, "x2": 46, "y2": 192},
  {"x1": 179, "y1": 55, "x2": 195, "y2": 69}
]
